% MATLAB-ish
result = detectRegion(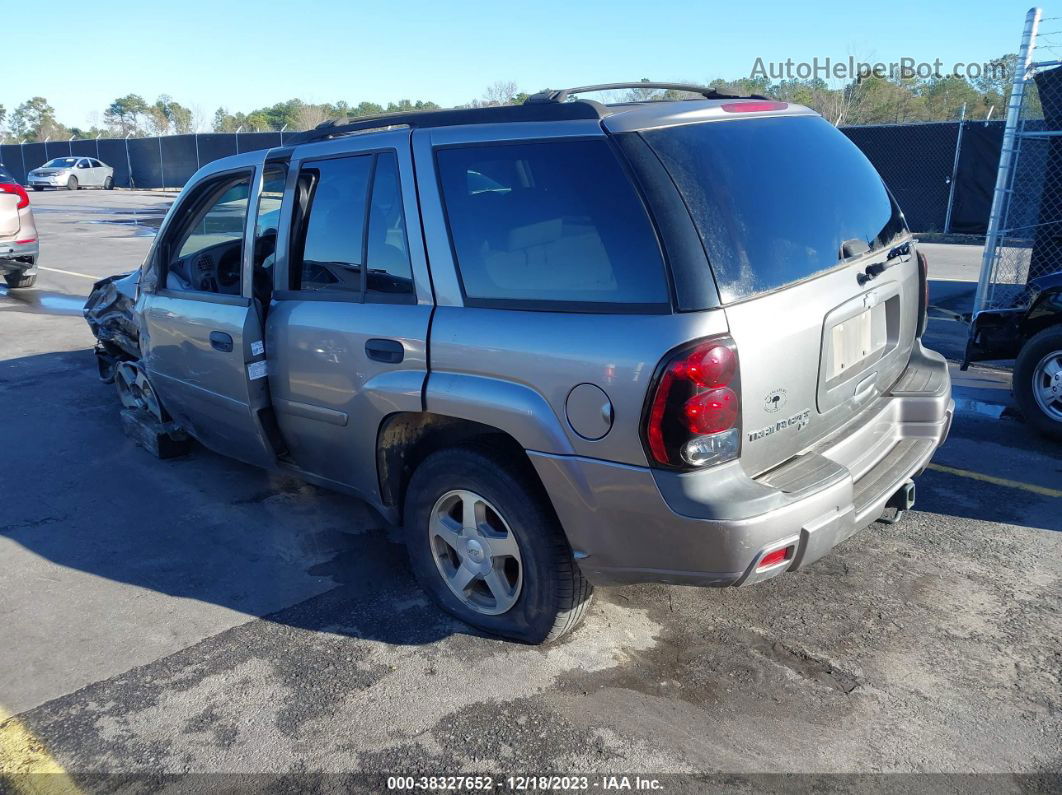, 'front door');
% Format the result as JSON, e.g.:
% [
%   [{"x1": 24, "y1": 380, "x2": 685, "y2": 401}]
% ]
[
  {"x1": 266, "y1": 131, "x2": 433, "y2": 501},
  {"x1": 139, "y1": 158, "x2": 277, "y2": 468}
]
